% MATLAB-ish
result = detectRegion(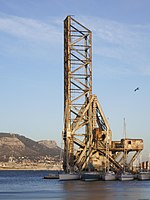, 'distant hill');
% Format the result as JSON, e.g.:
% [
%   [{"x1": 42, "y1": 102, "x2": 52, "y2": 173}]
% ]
[
  {"x1": 38, "y1": 140, "x2": 57, "y2": 148},
  {"x1": 0, "y1": 132, "x2": 62, "y2": 162}
]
